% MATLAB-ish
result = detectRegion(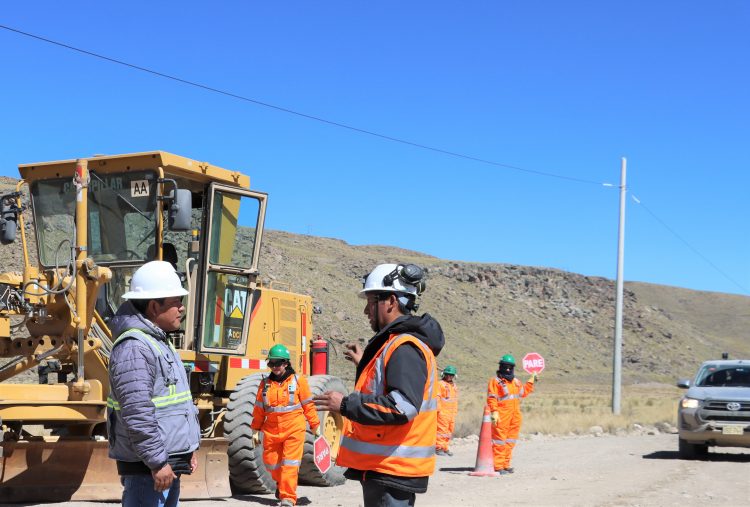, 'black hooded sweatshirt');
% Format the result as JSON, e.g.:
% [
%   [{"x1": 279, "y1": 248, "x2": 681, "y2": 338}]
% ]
[{"x1": 341, "y1": 313, "x2": 445, "y2": 494}]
